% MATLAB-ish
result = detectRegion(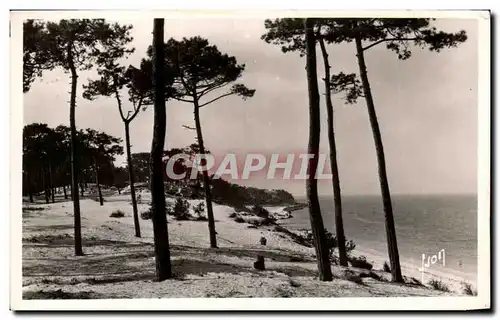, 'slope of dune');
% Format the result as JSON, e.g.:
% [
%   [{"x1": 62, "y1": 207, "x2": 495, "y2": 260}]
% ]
[{"x1": 20, "y1": 191, "x2": 460, "y2": 301}]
